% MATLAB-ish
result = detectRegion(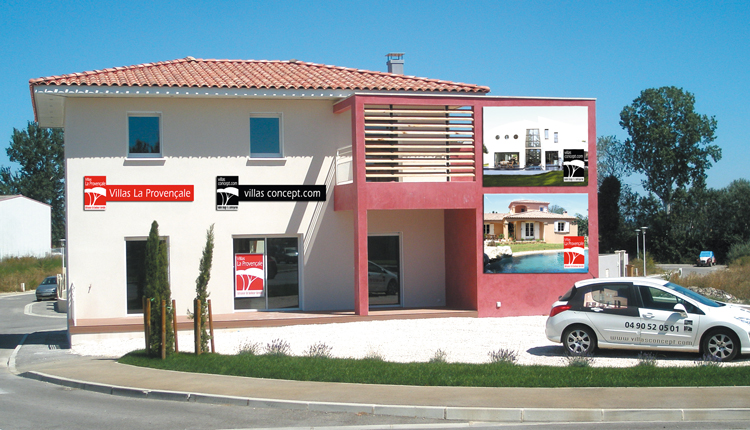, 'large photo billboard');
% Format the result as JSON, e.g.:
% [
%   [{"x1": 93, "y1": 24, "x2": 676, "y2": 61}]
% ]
[
  {"x1": 483, "y1": 106, "x2": 589, "y2": 187},
  {"x1": 483, "y1": 193, "x2": 588, "y2": 273}
]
